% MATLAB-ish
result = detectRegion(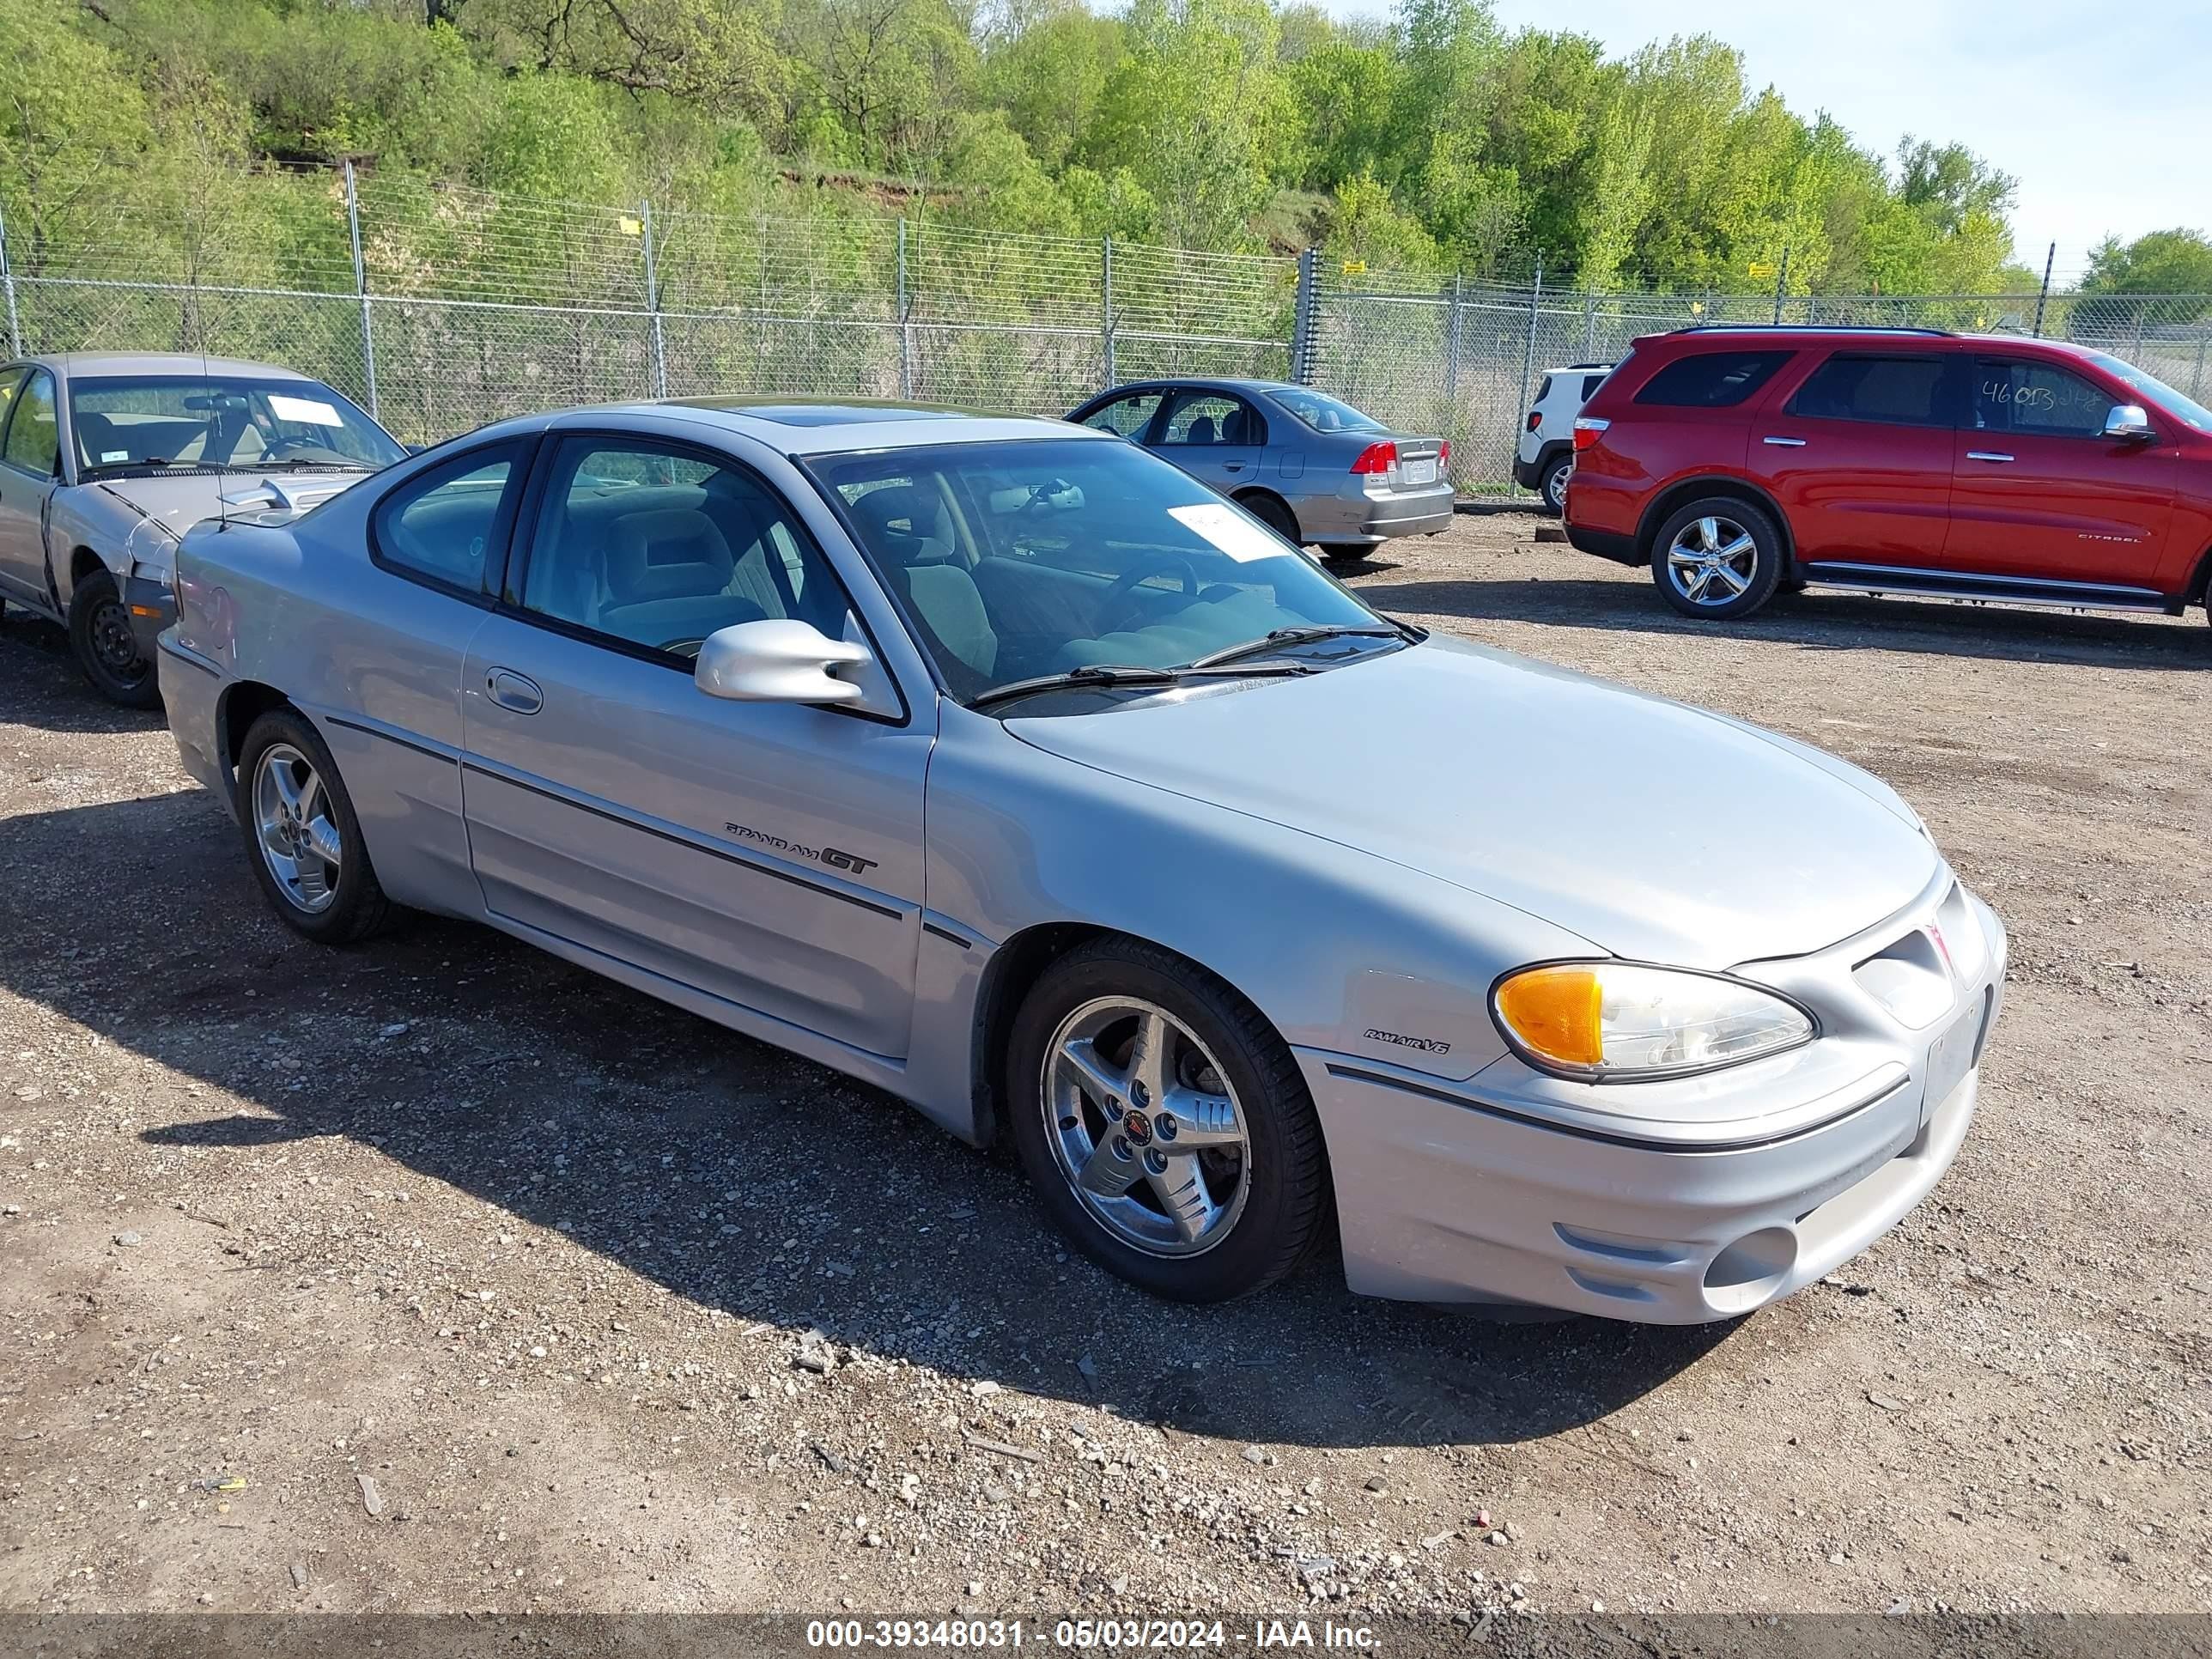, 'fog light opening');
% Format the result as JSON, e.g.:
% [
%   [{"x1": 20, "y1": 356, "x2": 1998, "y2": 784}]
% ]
[{"x1": 1702, "y1": 1226, "x2": 1797, "y2": 1316}]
